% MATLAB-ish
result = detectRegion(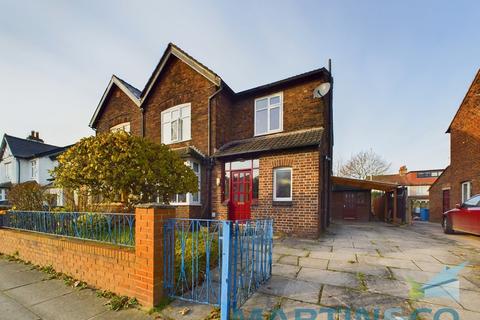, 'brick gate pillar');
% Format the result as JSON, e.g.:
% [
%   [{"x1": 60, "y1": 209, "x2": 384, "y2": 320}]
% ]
[{"x1": 134, "y1": 204, "x2": 176, "y2": 307}]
